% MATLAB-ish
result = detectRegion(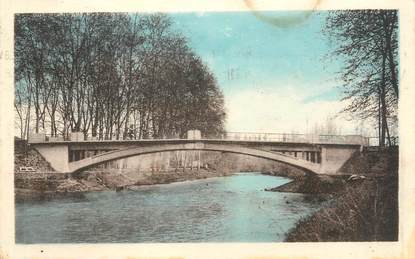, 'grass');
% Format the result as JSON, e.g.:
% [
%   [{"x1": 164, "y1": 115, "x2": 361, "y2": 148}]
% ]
[{"x1": 285, "y1": 148, "x2": 398, "y2": 242}]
